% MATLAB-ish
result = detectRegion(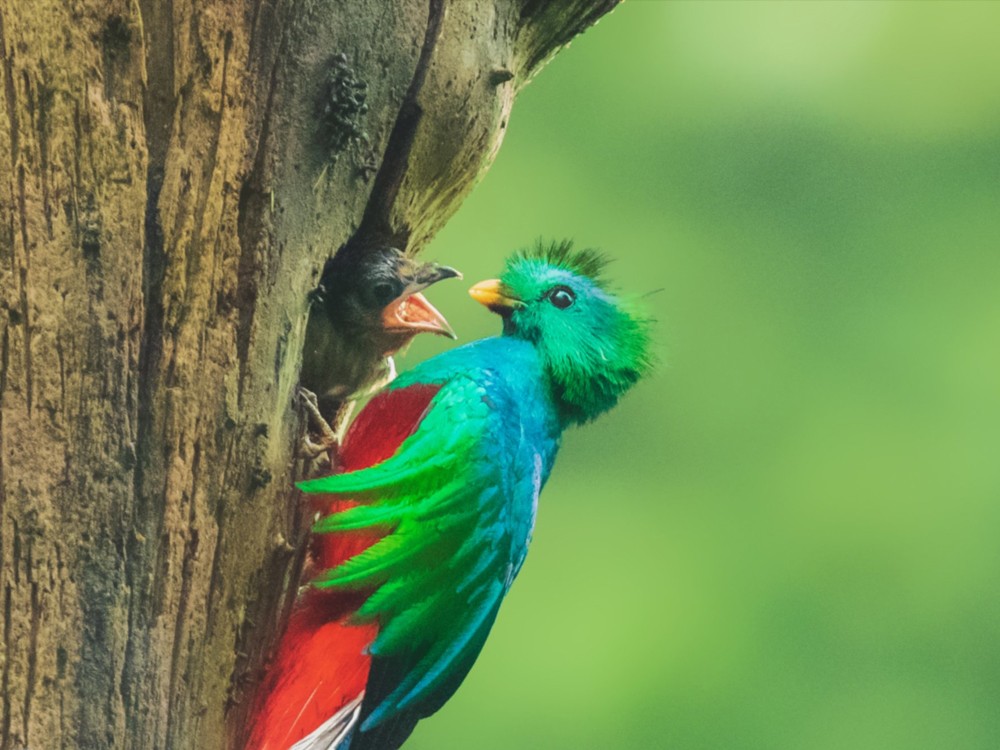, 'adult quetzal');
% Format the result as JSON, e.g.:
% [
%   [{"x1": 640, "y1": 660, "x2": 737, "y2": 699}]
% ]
[{"x1": 248, "y1": 241, "x2": 652, "y2": 750}]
